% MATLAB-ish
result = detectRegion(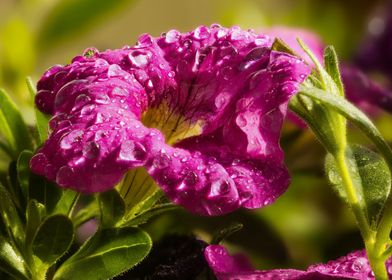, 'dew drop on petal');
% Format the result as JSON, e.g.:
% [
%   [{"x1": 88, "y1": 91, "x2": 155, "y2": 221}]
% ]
[
  {"x1": 184, "y1": 171, "x2": 199, "y2": 186},
  {"x1": 107, "y1": 64, "x2": 123, "y2": 77},
  {"x1": 56, "y1": 166, "x2": 74, "y2": 186},
  {"x1": 30, "y1": 153, "x2": 49, "y2": 173},
  {"x1": 153, "y1": 153, "x2": 171, "y2": 169},
  {"x1": 82, "y1": 141, "x2": 100, "y2": 159},
  {"x1": 128, "y1": 51, "x2": 150, "y2": 68},
  {"x1": 165, "y1": 30, "x2": 180, "y2": 43},
  {"x1": 60, "y1": 130, "x2": 84, "y2": 149},
  {"x1": 194, "y1": 26, "x2": 210, "y2": 40},
  {"x1": 119, "y1": 141, "x2": 147, "y2": 162},
  {"x1": 210, "y1": 179, "x2": 231, "y2": 197},
  {"x1": 236, "y1": 114, "x2": 247, "y2": 127}
]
